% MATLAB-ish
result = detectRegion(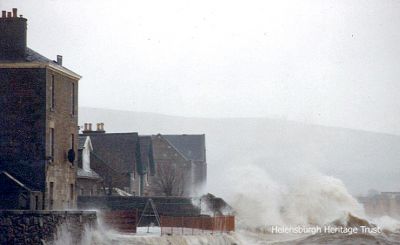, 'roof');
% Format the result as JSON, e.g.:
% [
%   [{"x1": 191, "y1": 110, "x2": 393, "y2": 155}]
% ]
[
  {"x1": 0, "y1": 160, "x2": 45, "y2": 191},
  {"x1": 78, "y1": 135, "x2": 93, "y2": 151},
  {"x1": 0, "y1": 48, "x2": 81, "y2": 80},
  {"x1": 25, "y1": 47, "x2": 52, "y2": 63},
  {"x1": 161, "y1": 135, "x2": 206, "y2": 162},
  {"x1": 77, "y1": 168, "x2": 101, "y2": 179},
  {"x1": 138, "y1": 136, "x2": 155, "y2": 175},
  {"x1": 0, "y1": 171, "x2": 32, "y2": 192},
  {"x1": 79, "y1": 133, "x2": 139, "y2": 174},
  {"x1": 78, "y1": 136, "x2": 86, "y2": 150}
]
